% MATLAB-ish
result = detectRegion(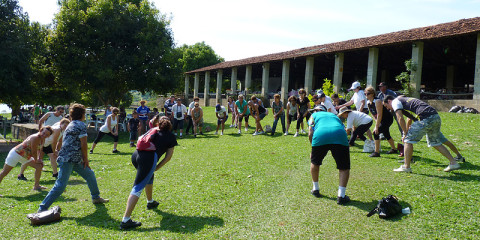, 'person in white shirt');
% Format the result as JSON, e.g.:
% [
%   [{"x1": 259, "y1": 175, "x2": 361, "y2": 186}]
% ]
[
  {"x1": 336, "y1": 81, "x2": 369, "y2": 114},
  {"x1": 337, "y1": 107, "x2": 374, "y2": 147},
  {"x1": 171, "y1": 99, "x2": 188, "y2": 138},
  {"x1": 215, "y1": 103, "x2": 228, "y2": 135}
]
